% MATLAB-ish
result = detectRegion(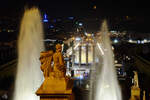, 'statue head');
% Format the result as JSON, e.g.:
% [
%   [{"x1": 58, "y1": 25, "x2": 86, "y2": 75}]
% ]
[
  {"x1": 133, "y1": 71, "x2": 137, "y2": 74},
  {"x1": 56, "y1": 44, "x2": 62, "y2": 52}
]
